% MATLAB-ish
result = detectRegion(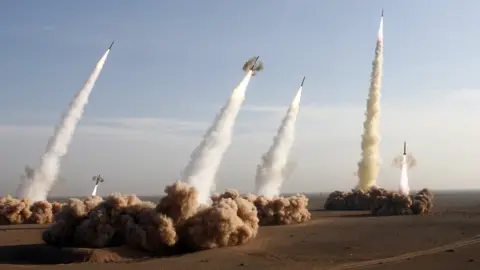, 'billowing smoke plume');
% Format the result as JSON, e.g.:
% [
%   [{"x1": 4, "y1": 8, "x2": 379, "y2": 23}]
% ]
[
  {"x1": 42, "y1": 195, "x2": 107, "y2": 247},
  {"x1": 324, "y1": 188, "x2": 381, "y2": 211},
  {"x1": 255, "y1": 86, "x2": 302, "y2": 198},
  {"x1": 372, "y1": 192, "x2": 412, "y2": 216},
  {"x1": 253, "y1": 194, "x2": 311, "y2": 225},
  {"x1": 357, "y1": 14, "x2": 384, "y2": 191},
  {"x1": 42, "y1": 194, "x2": 177, "y2": 249},
  {"x1": 156, "y1": 181, "x2": 198, "y2": 225},
  {"x1": 372, "y1": 188, "x2": 434, "y2": 216},
  {"x1": 411, "y1": 188, "x2": 434, "y2": 214},
  {"x1": 0, "y1": 195, "x2": 65, "y2": 225},
  {"x1": 42, "y1": 181, "x2": 259, "y2": 253},
  {"x1": 324, "y1": 187, "x2": 434, "y2": 216},
  {"x1": 0, "y1": 196, "x2": 31, "y2": 225},
  {"x1": 182, "y1": 57, "x2": 263, "y2": 205},
  {"x1": 212, "y1": 189, "x2": 311, "y2": 226},
  {"x1": 16, "y1": 47, "x2": 112, "y2": 202},
  {"x1": 180, "y1": 196, "x2": 259, "y2": 250}
]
